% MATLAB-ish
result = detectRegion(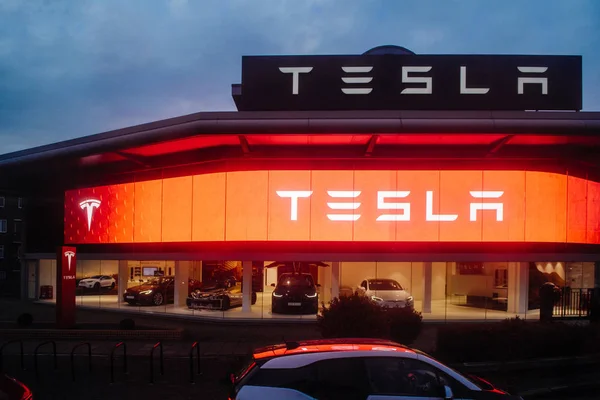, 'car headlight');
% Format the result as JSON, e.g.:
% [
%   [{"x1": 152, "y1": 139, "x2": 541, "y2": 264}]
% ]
[
  {"x1": 305, "y1": 293, "x2": 318, "y2": 298},
  {"x1": 139, "y1": 290, "x2": 153, "y2": 295},
  {"x1": 272, "y1": 293, "x2": 283, "y2": 298},
  {"x1": 407, "y1": 296, "x2": 414, "y2": 303},
  {"x1": 371, "y1": 296, "x2": 384, "y2": 302}
]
